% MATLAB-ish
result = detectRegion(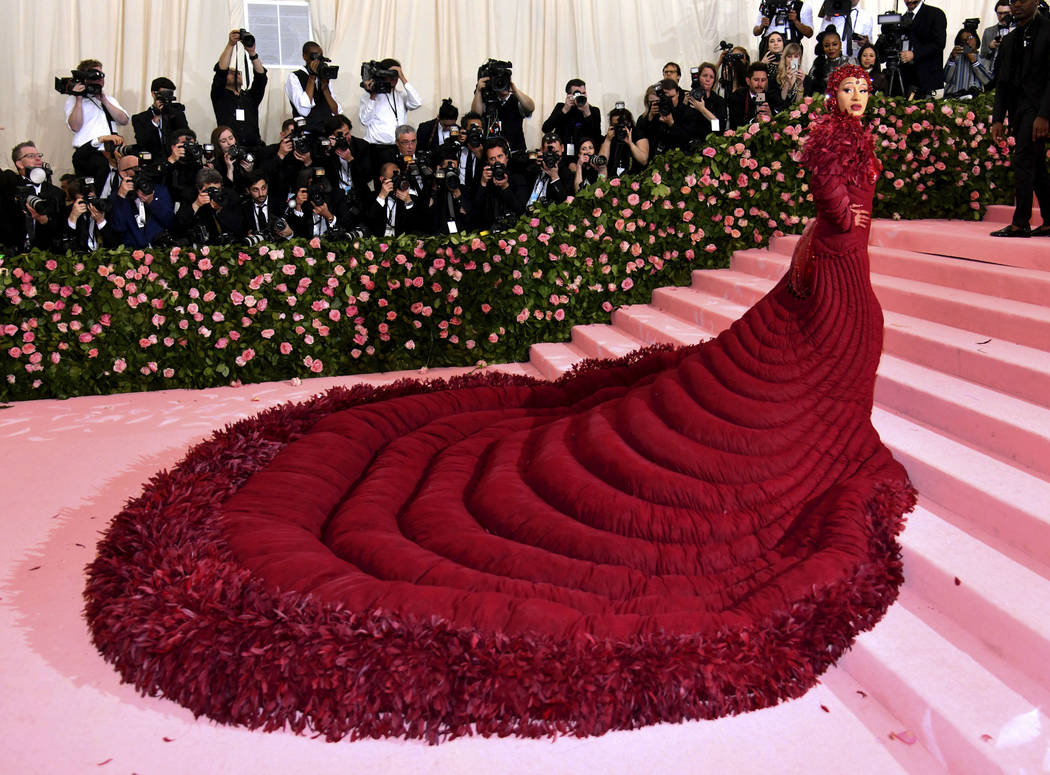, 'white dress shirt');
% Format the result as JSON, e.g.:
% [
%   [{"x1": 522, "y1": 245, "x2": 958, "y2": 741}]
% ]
[
  {"x1": 64, "y1": 94, "x2": 129, "y2": 148},
  {"x1": 285, "y1": 71, "x2": 344, "y2": 118},
  {"x1": 754, "y1": 2, "x2": 815, "y2": 38},
  {"x1": 358, "y1": 84, "x2": 423, "y2": 145},
  {"x1": 817, "y1": 4, "x2": 877, "y2": 56}
]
